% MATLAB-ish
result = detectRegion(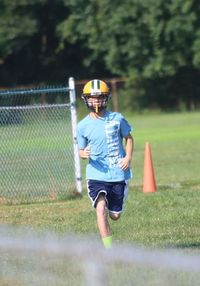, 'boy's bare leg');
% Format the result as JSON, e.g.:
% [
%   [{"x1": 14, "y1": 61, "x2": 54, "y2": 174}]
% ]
[
  {"x1": 96, "y1": 194, "x2": 110, "y2": 237},
  {"x1": 96, "y1": 194, "x2": 112, "y2": 248}
]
